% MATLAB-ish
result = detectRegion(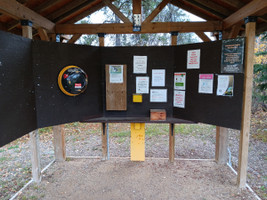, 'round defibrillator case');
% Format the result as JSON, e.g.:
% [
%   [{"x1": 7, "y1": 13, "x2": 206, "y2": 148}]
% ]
[{"x1": 58, "y1": 66, "x2": 88, "y2": 96}]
